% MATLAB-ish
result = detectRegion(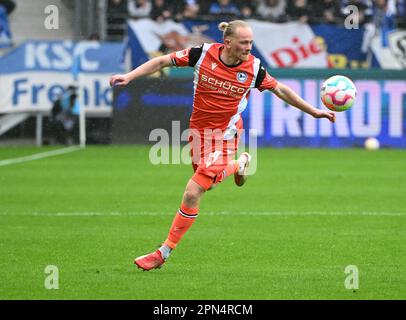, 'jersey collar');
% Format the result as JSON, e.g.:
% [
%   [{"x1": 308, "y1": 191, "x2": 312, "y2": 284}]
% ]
[{"x1": 218, "y1": 45, "x2": 243, "y2": 68}]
